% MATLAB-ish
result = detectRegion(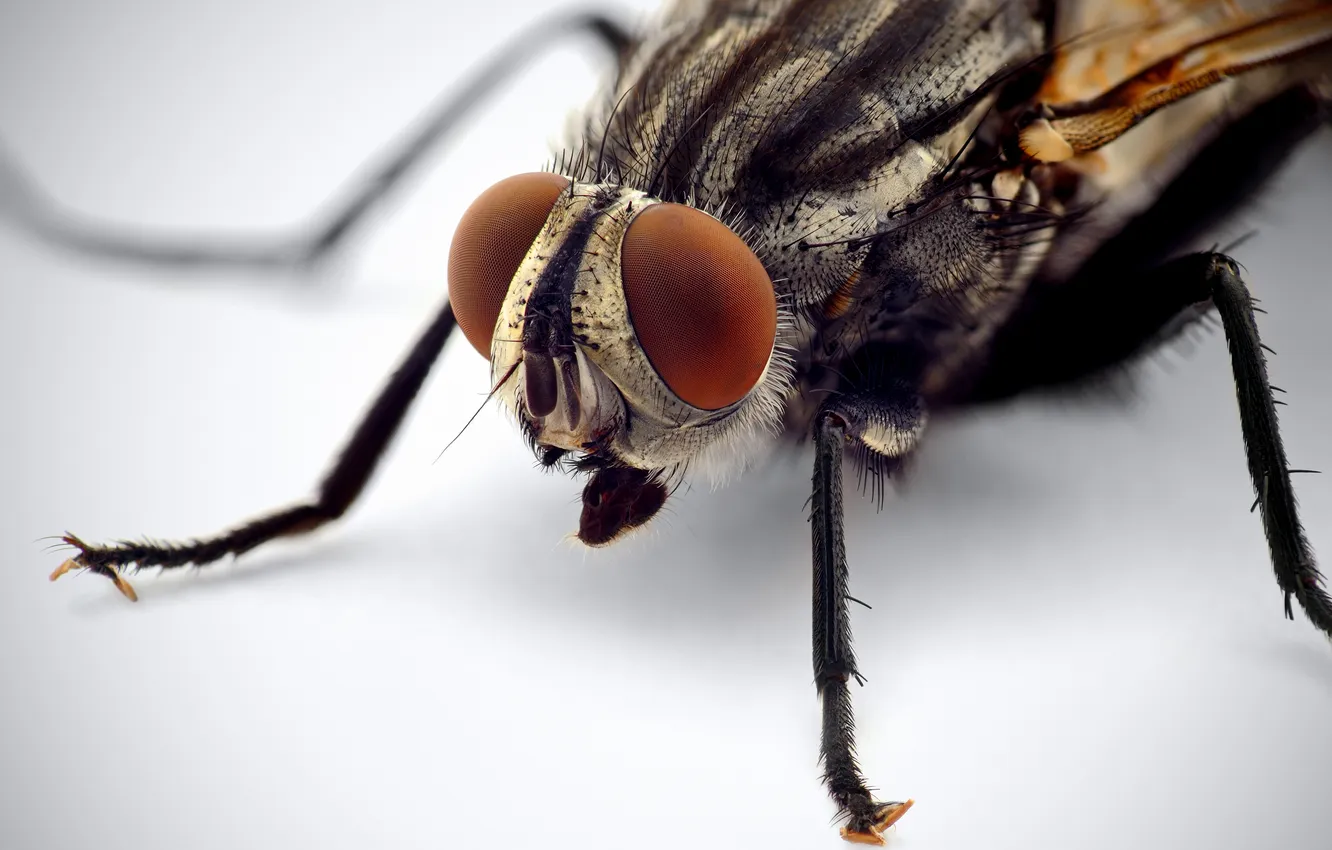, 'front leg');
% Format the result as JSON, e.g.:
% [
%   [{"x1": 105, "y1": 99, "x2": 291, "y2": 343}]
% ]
[
  {"x1": 811, "y1": 379, "x2": 924, "y2": 844},
  {"x1": 48, "y1": 300, "x2": 459, "y2": 599}
]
